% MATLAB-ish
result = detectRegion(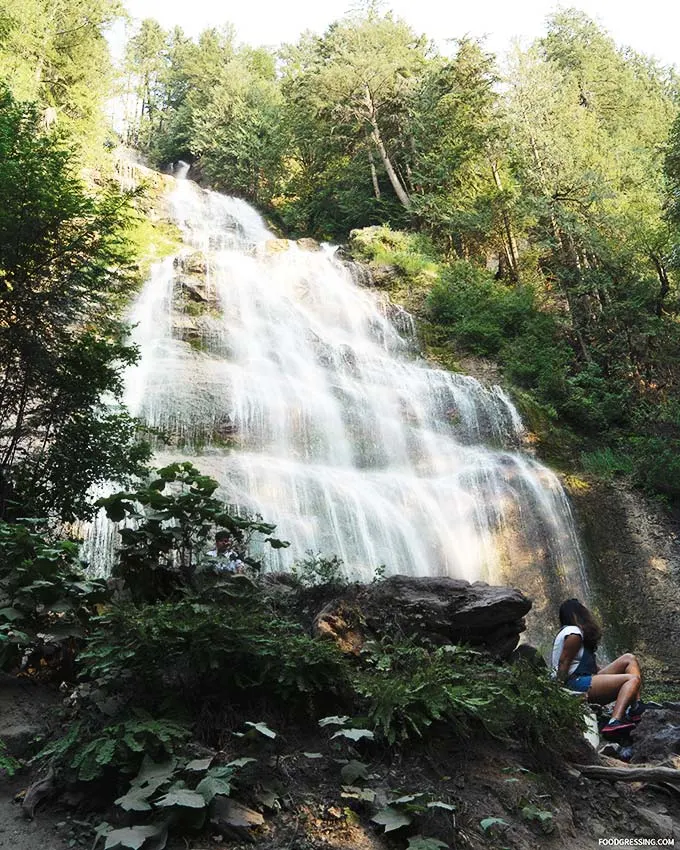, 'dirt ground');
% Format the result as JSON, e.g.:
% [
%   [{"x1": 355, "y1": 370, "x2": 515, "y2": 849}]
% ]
[
  {"x1": 2, "y1": 679, "x2": 679, "y2": 850},
  {"x1": 2, "y1": 656, "x2": 679, "y2": 850}
]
